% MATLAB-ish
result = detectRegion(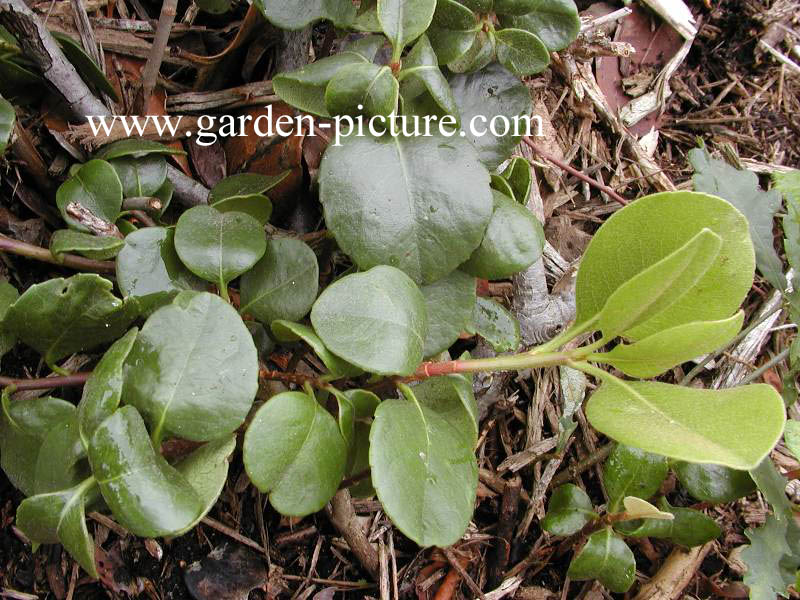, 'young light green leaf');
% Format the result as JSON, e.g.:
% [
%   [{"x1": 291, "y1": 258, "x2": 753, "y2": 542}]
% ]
[
  {"x1": 52, "y1": 32, "x2": 119, "y2": 101},
  {"x1": 174, "y1": 206, "x2": 266, "y2": 294},
  {"x1": 94, "y1": 139, "x2": 185, "y2": 161},
  {"x1": 34, "y1": 413, "x2": 90, "y2": 494},
  {"x1": 243, "y1": 391, "x2": 347, "y2": 516},
  {"x1": 50, "y1": 229, "x2": 123, "y2": 261},
  {"x1": 77, "y1": 328, "x2": 138, "y2": 448},
  {"x1": 123, "y1": 291, "x2": 258, "y2": 442},
  {"x1": 5, "y1": 274, "x2": 137, "y2": 371},
  {"x1": 591, "y1": 312, "x2": 743, "y2": 378},
  {"x1": 690, "y1": 147, "x2": 785, "y2": 291},
  {"x1": 449, "y1": 63, "x2": 532, "y2": 169},
  {"x1": 0, "y1": 94, "x2": 14, "y2": 153},
  {"x1": 574, "y1": 191, "x2": 754, "y2": 340},
  {"x1": 252, "y1": 0, "x2": 356, "y2": 29},
  {"x1": 603, "y1": 443, "x2": 668, "y2": 512},
  {"x1": 619, "y1": 497, "x2": 721, "y2": 548},
  {"x1": 369, "y1": 384, "x2": 478, "y2": 546},
  {"x1": 472, "y1": 296, "x2": 520, "y2": 353},
  {"x1": 742, "y1": 515, "x2": 800, "y2": 600},
  {"x1": 325, "y1": 63, "x2": 398, "y2": 118},
  {"x1": 319, "y1": 130, "x2": 492, "y2": 284},
  {"x1": 567, "y1": 528, "x2": 635, "y2": 593},
  {"x1": 88, "y1": 406, "x2": 204, "y2": 537},
  {"x1": 672, "y1": 461, "x2": 756, "y2": 503},
  {"x1": 0, "y1": 280, "x2": 19, "y2": 365},
  {"x1": 56, "y1": 160, "x2": 123, "y2": 233},
  {"x1": 622, "y1": 496, "x2": 673, "y2": 521},
  {"x1": 420, "y1": 270, "x2": 476, "y2": 357},
  {"x1": 310, "y1": 266, "x2": 427, "y2": 375},
  {"x1": 500, "y1": 0, "x2": 581, "y2": 51},
  {"x1": 500, "y1": 156, "x2": 532, "y2": 204},
  {"x1": 541, "y1": 484, "x2": 597, "y2": 536},
  {"x1": 240, "y1": 238, "x2": 318, "y2": 325},
  {"x1": 378, "y1": 0, "x2": 437, "y2": 59},
  {"x1": 586, "y1": 380, "x2": 784, "y2": 469},
  {"x1": 460, "y1": 190, "x2": 544, "y2": 280},
  {"x1": 494, "y1": 28, "x2": 550, "y2": 76},
  {"x1": 399, "y1": 35, "x2": 459, "y2": 119},
  {"x1": 785, "y1": 420, "x2": 800, "y2": 462},
  {"x1": 110, "y1": 155, "x2": 167, "y2": 198},
  {"x1": 270, "y1": 320, "x2": 363, "y2": 378}
]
